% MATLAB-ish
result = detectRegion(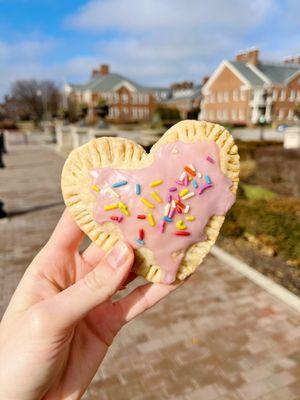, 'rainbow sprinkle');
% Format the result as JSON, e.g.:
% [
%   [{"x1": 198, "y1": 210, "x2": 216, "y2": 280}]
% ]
[
  {"x1": 137, "y1": 214, "x2": 146, "y2": 219},
  {"x1": 112, "y1": 180, "x2": 128, "y2": 188},
  {"x1": 183, "y1": 175, "x2": 189, "y2": 186},
  {"x1": 206, "y1": 156, "x2": 215, "y2": 164},
  {"x1": 183, "y1": 205, "x2": 190, "y2": 214},
  {"x1": 181, "y1": 192, "x2": 195, "y2": 200},
  {"x1": 104, "y1": 203, "x2": 118, "y2": 211},
  {"x1": 150, "y1": 179, "x2": 163, "y2": 187},
  {"x1": 135, "y1": 183, "x2": 141, "y2": 195},
  {"x1": 174, "y1": 231, "x2": 191, "y2": 236},
  {"x1": 164, "y1": 203, "x2": 171, "y2": 216},
  {"x1": 198, "y1": 172, "x2": 202, "y2": 179},
  {"x1": 139, "y1": 229, "x2": 145, "y2": 240},
  {"x1": 179, "y1": 171, "x2": 187, "y2": 182},
  {"x1": 118, "y1": 201, "x2": 129, "y2": 215},
  {"x1": 167, "y1": 194, "x2": 172, "y2": 203},
  {"x1": 110, "y1": 215, "x2": 123, "y2": 223},
  {"x1": 176, "y1": 220, "x2": 187, "y2": 230},
  {"x1": 141, "y1": 197, "x2": 155, "y2": 209},
  {"x1": 192, "y1": 180, "x2": 198, "y2": 189},
  {"x1": 186, "y1": 215, "x2": 195, "y2": 221},
  {"x1": 163, "y1": 216, "x2": 172, "y2": 223},
  {"x1": 151, "y1": 191, "x2": 162, "y2": 203},
  {"x1": 148, "y1": 213, "x2": 155, "y2": 226},
  {"x1": 91, "y1": 184, "x2": 100, "y2": 192},
  {"x1": 205, "y1": 175, "x2": 212, "y2": 184},
  {"x1": 168, "y1": 207, "x2": 175, "y2": 218},
  {"x1": 179, "y1": 188, "x2": 189, "y2": 197},
  {"x1": 158, "y1": 220, "x2": 166, "y2": 233},
  {"x1": 199, "y1": 183, "x2": 213, "y2": 195},
  {"x1": 184, "y1": 165, "x2": 196, "y2": 177},
  {"x1": 136, "y1": 238, "x2": 145, "y2": 246},
  {"x1": 169, "y1": 187, "x2": 177, "y2": 192}
]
